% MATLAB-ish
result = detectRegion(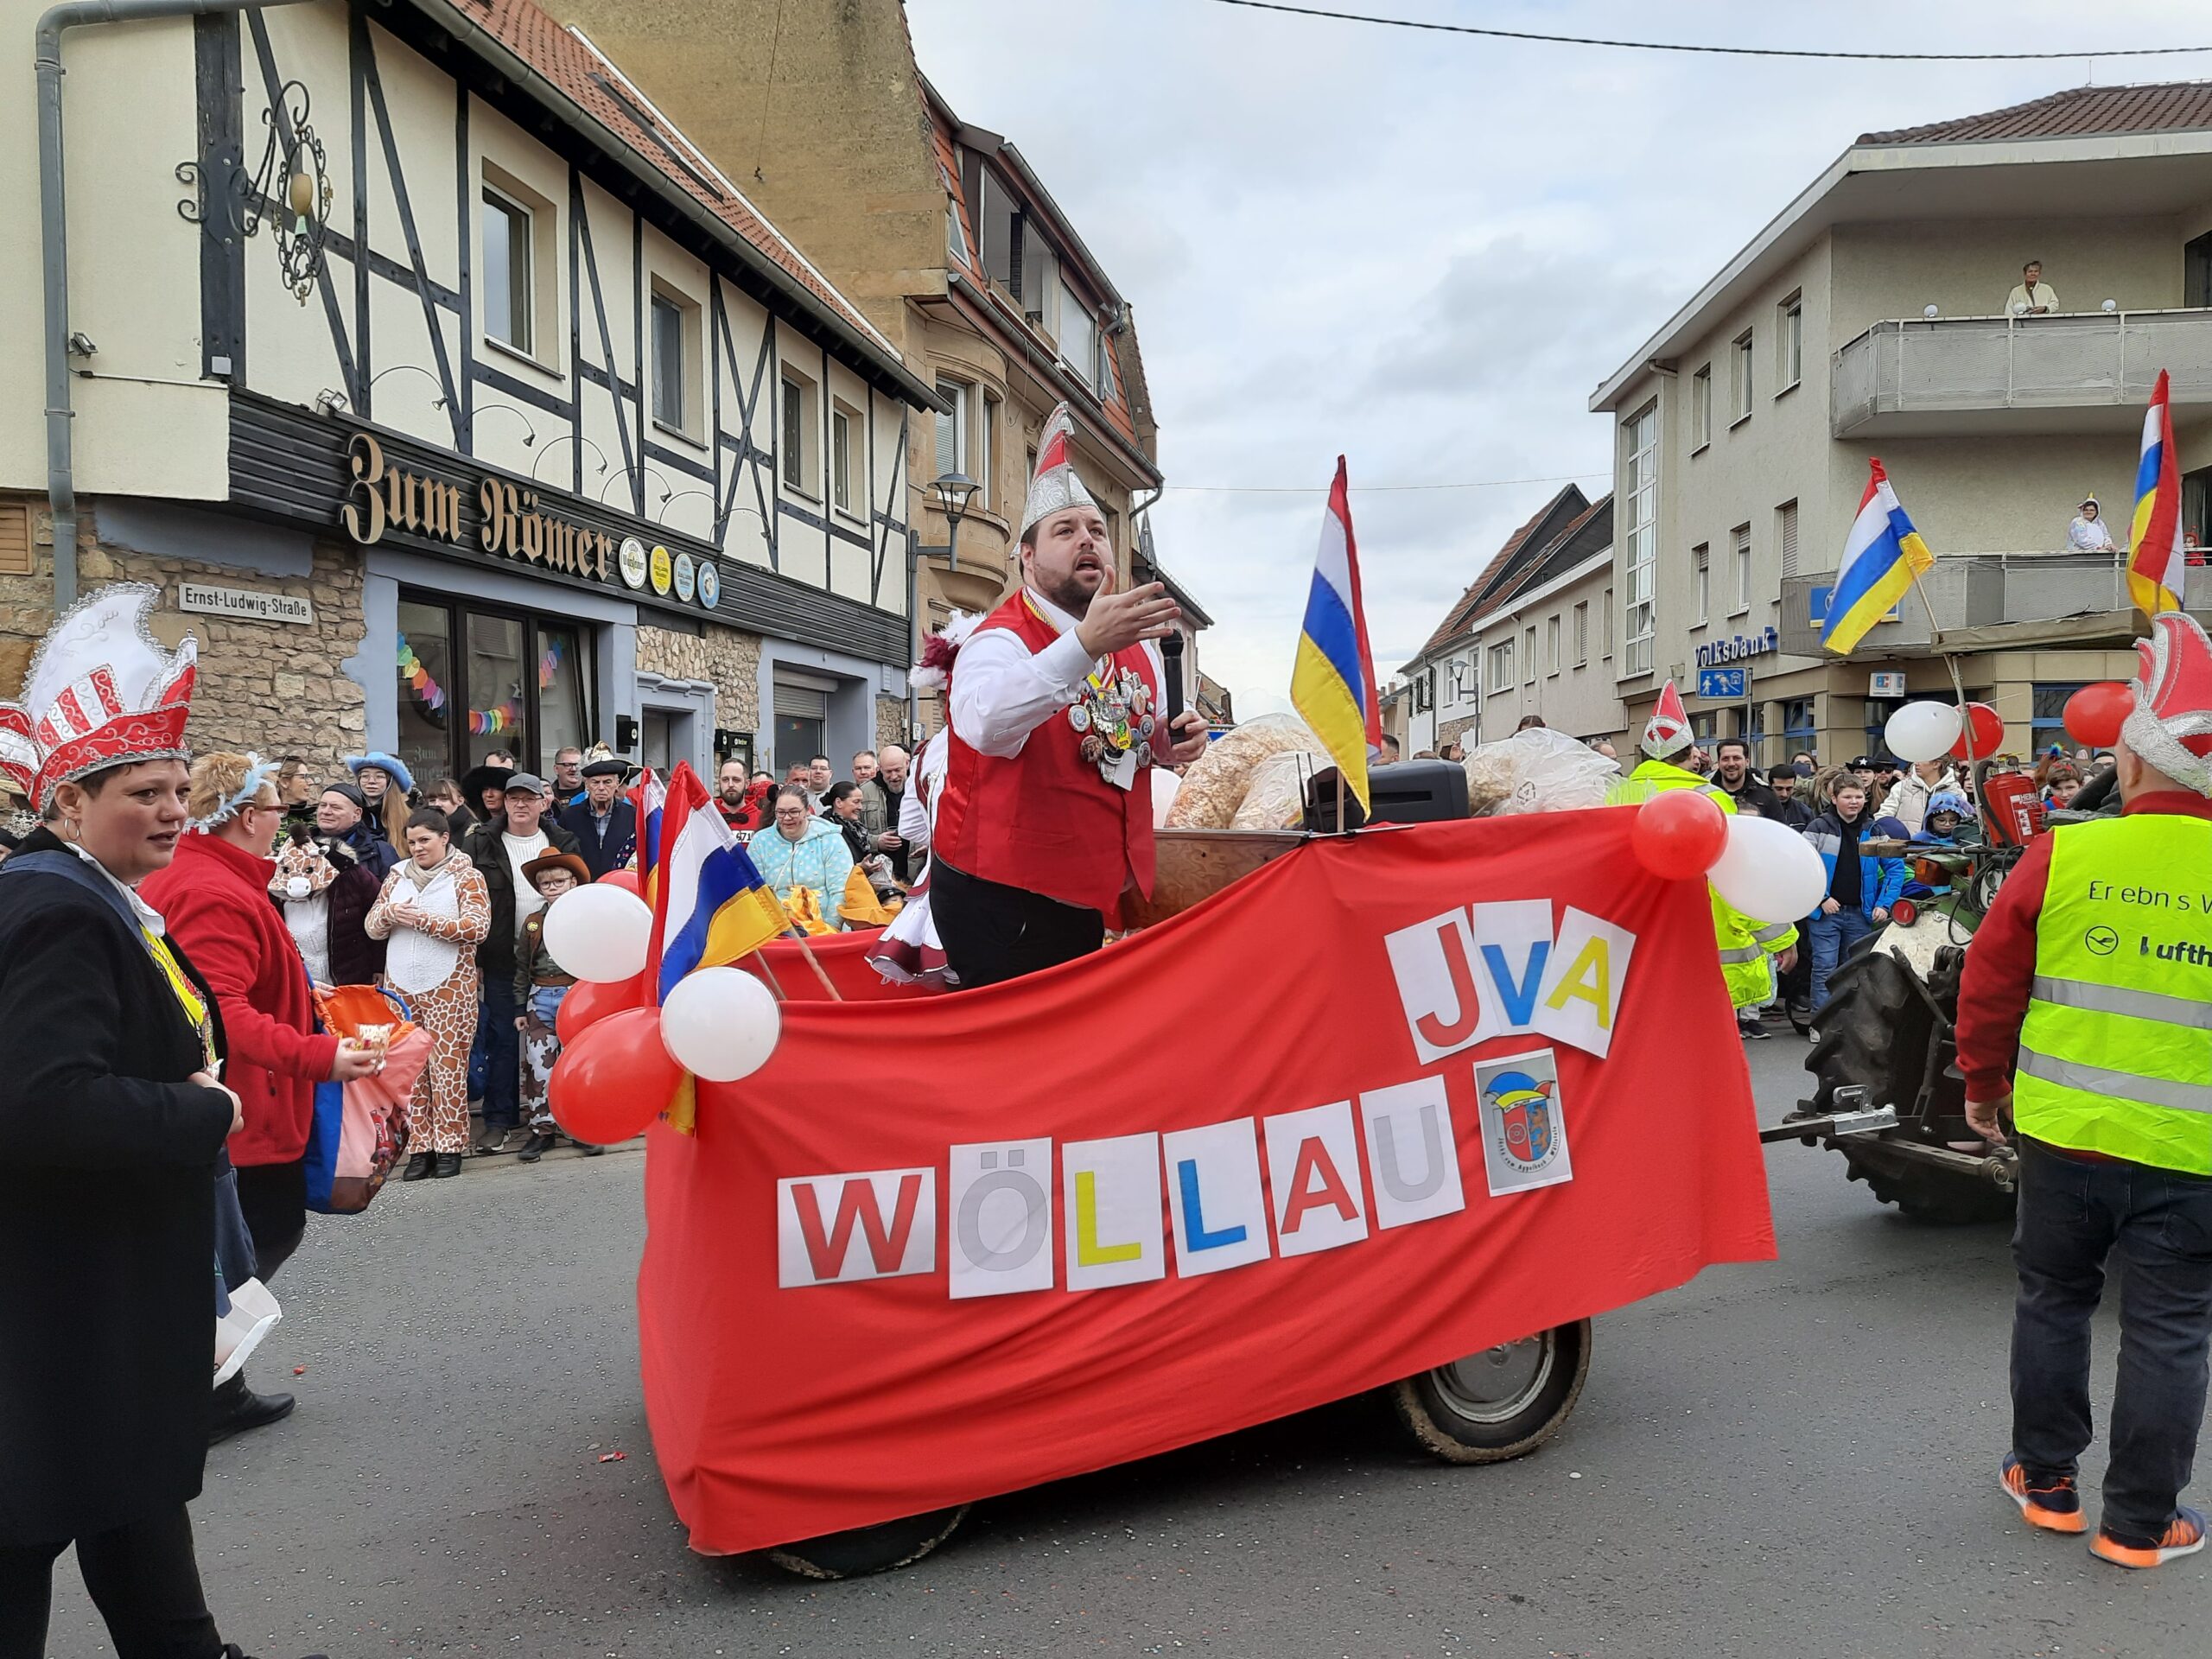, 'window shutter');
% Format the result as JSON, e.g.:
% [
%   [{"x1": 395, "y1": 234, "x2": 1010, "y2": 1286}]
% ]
[
  {"x1": 1779, "y1": 501, "x2": 1800, "y2": 578},
  {"x1": 0, "y1": 501, "x2": 29, "y2": 575}
]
